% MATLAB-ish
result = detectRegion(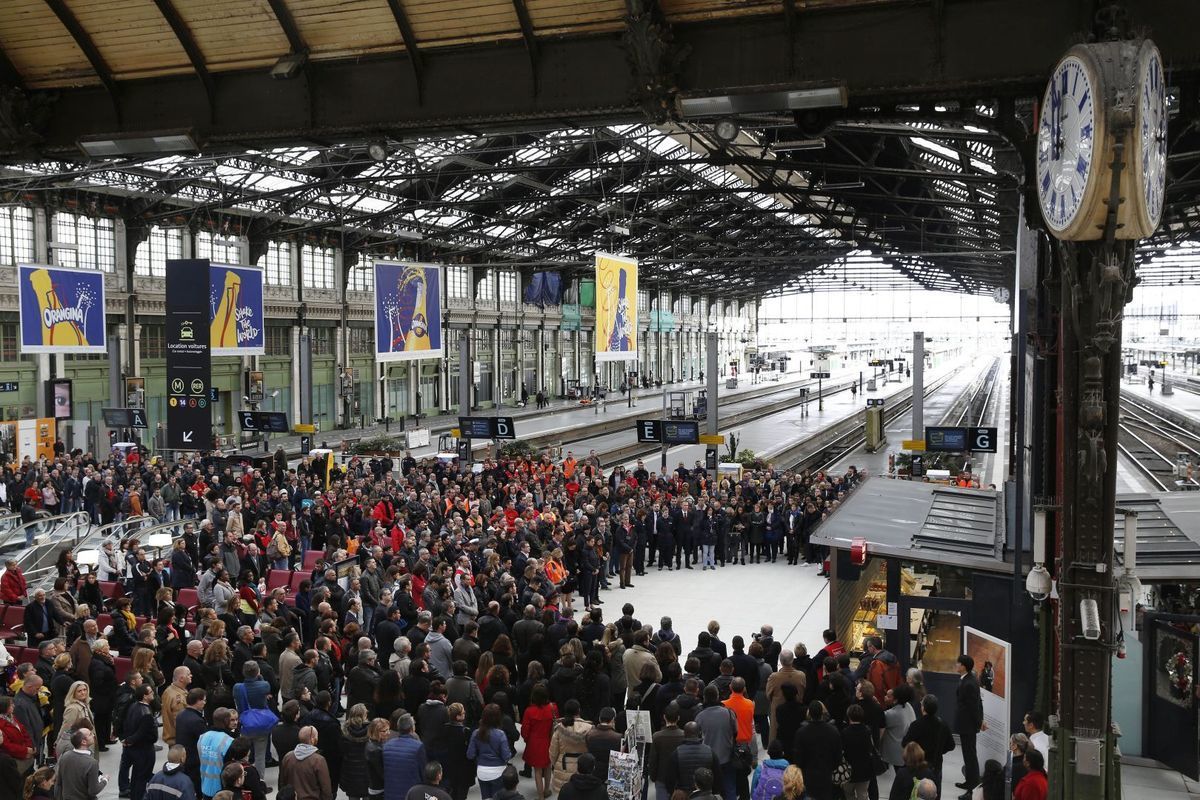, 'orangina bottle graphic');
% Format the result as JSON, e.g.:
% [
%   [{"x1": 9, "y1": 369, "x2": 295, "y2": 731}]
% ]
[
  {"x1": 29, "y1": 268, "x2": 87, "y2": 347},
  {"x1": 212, "y1": 269, "x2": 241, "y2": 349}
]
